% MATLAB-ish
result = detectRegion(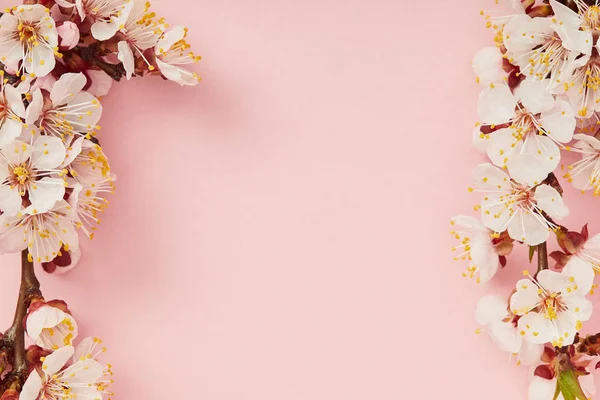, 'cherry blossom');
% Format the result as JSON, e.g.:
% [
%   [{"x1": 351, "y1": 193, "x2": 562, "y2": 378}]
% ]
[
  {"x1": 477, "y1": 81, "x2": 575, "y2": 185},
  {"x1": 450, "y1": 215, "x2": 508, "y2": 283},
  {"x1": 472, "y1": 163, "x2": 568, "y2": 245},
  {"x1": 154, "y1": 26, "x2": 201, "y2": 86},
  {"x1": 117, "y1": 0, "x2": 164, "y2": 79},
  {"x1": 26, "y1": 72, "x2": 102, "y2": 141},
  {"x1": 0, "y1": 137, "x2": 66, "y2": 216},
  {"x1": 476, "y1": 295, "x2": 543, "y2": 365},
  {"x1": 26, "y1": 300, "x2": 78, "y2": 351},
  {"x1": 0, "y1": 5, "x2": 59, "y2": 78},
  {"x1": 20, "y1": 337, "x2": 114, "y2": 400},
  {"x1": 510, "y1": 270, "x2": 592, "y2": 347}
]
